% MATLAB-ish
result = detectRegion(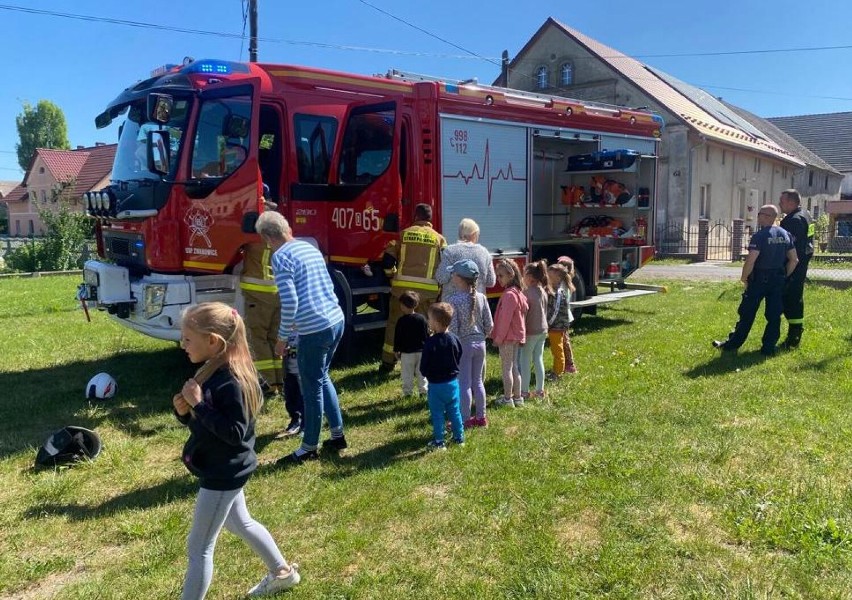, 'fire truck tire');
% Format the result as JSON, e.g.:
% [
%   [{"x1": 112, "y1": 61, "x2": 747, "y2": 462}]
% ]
[
  {"x1": 570, "y1": 269, "x2": 586, "y2": 322},
  {"x1": 329, "y1": 268, "x2": 355, "y2": 362}
]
